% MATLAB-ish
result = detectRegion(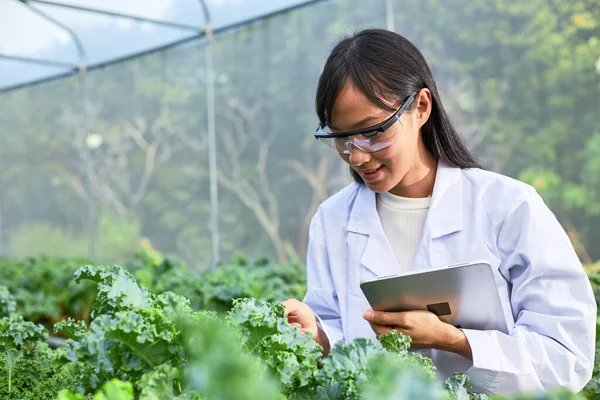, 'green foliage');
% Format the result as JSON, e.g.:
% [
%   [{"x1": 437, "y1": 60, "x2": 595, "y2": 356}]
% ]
[
  {"x1": 0, "y1": 257, "x2": 96, "y2": 329},
  {"x1": 55, "y1": 265, "x2": 195, "y2": 392},
  {"x1": 181, "y1": 315, "x2": 283, "y2": 400},
  {"x1": 122, "y1": 251, "x2": 307, "y2": 313},
  {"x1": 196, "y1": 254, "x2": 307, "y2": 312},
  {"x1": 379, "y1": 330, "x2": 438, "y2": 381},
  {"x1": 361, "y1": 352, "x2": 446, "y2": 400},
  {"x1": 57, "y1": 379, "x2": 136, "y2": 400},
  {"x1": 0, "y1": 286, "x2": 16, "y2": 318},
  {"x1": 379, "y1": 329, "x2": 413, "y2": 353},
  {"x1": 0, "y1": 292, "x2": 63, "y2": 400},
  {"x1": 123, "y1": 253, "x2": 198, "y2": 307},
  {"x1": 228, "y1": 298, "x2": 321, "y2": 395},
  {"x1": 445, "y1": 373, "x2": 489, "y2": 400},
  {"x1": 92, "y1": 379, "x2": 135, "y2": 400},
  {"x1": 137, "y1": 364, "x2": 185, "y2": 400},
  {"x1": 74, "y1": 265, "x2": 153, "y2": 316},
  {"x1": 1, "y1": 255, "x2": 599, "y2": 399},
  {"x1": 317, "y1": 338, "x2": 389, "y2": 399}
]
